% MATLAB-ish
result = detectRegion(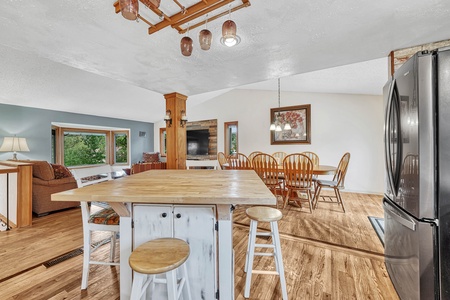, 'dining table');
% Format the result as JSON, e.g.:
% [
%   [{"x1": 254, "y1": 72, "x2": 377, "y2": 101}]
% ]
[{"x1": 52, "y1": 169, "x2": 276, "y2": 299}]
